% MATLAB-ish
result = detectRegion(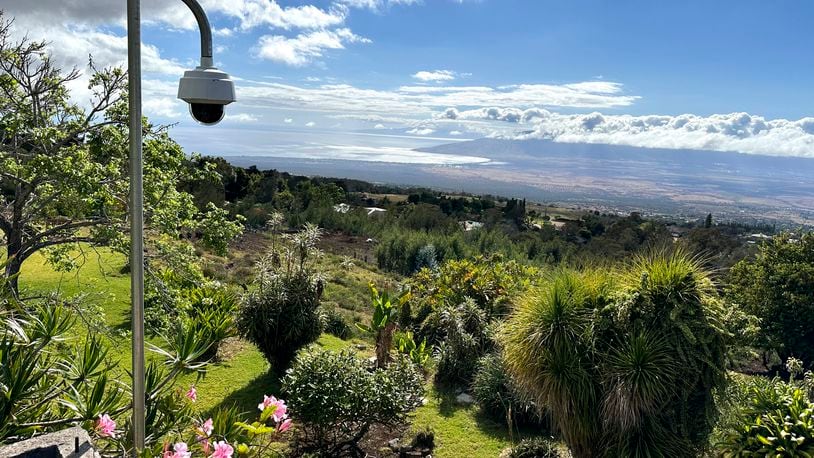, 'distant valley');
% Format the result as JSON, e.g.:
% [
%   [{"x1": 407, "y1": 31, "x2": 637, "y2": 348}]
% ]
[{"x1": 224, "y1": 138, "x2": 814, "y2": 227}]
